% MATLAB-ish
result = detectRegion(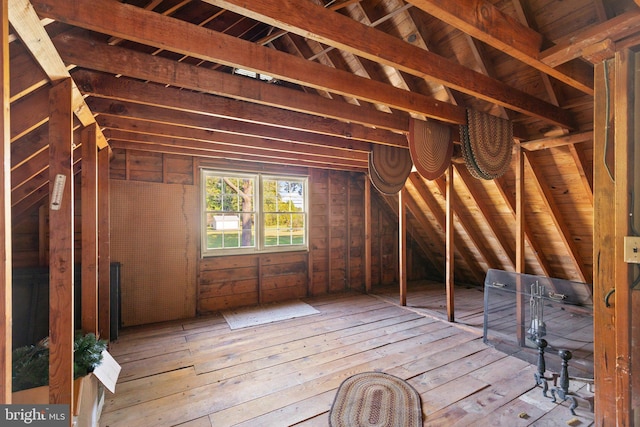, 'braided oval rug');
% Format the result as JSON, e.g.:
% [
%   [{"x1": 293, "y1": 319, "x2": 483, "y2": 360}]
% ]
[{"x1": 329, "y1": 372, "x2": 422, "y2": 427}]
